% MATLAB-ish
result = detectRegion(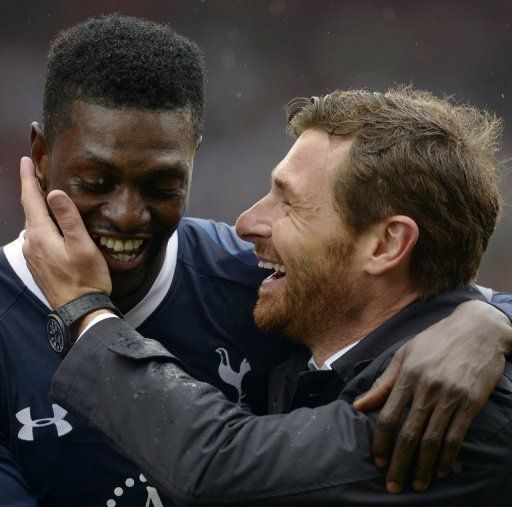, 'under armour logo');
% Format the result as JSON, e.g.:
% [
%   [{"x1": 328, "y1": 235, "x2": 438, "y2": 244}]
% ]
[
  {"x1": 215, "y1": 348, "x2": 252, "y2": 404},
  {"x1": 16, "y1": 404, "x2": 73, "y2": 441}
]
